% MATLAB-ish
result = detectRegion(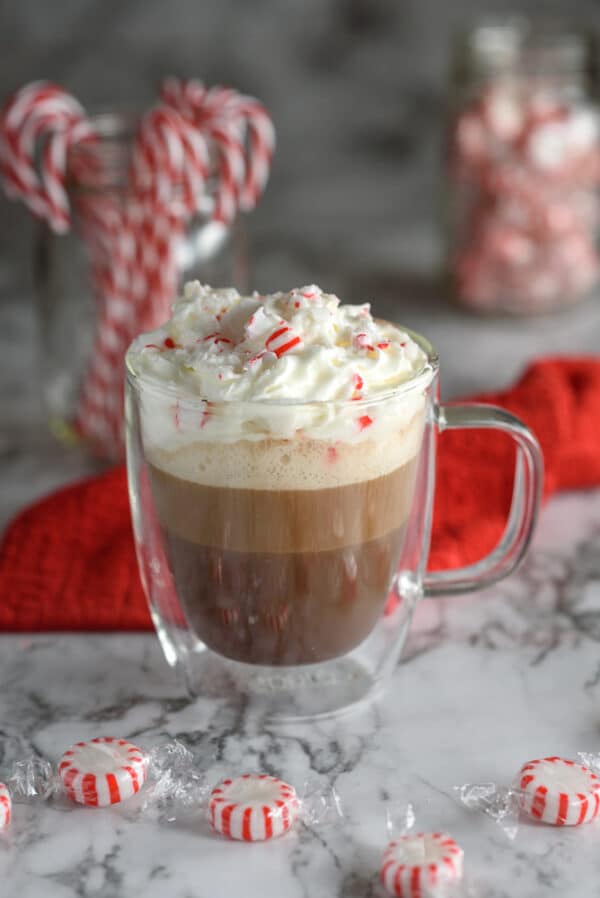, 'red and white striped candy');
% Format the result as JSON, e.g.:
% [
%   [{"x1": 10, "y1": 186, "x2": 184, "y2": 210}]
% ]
[
  {"x1": 161, "y1": 77, "x2": 275, "y2": 222},
  {"x1": 381, "y1": 833, "x2": 464, "y2": 898},
  {"x1": 518, "y1": 757, "x2": 600, "y2": 825},
  {"x1": 209, "y1": 774, "x2": 299, "y2": 841},
  {"x1": 0, "y1": 783, "x2": 11, "y2": 829},
  {"x1": 264, "y1": 324, "x2": 302, "y2": 358},
  {"x1": 58, "y1": 737, "x2": 147, "y2": 807},
  {"x1": 0, "y1": 81, "x2": 95, "y2": 233}
]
